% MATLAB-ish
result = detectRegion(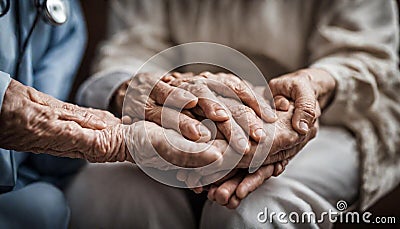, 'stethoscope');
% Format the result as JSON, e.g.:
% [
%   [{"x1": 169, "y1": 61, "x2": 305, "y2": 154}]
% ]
[{"x1": 0, "y1": 0, "x2": 69, "y2": 77}]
